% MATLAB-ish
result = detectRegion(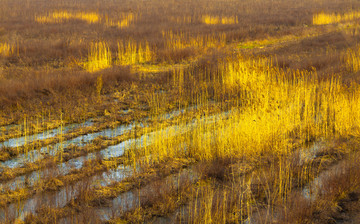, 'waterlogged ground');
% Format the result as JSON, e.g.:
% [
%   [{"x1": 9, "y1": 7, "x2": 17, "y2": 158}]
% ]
[
  {"x1": 0, "y1": 119, "x2": 95, "y2": 149},
  {"x1": 3, "y1": 0, "x2": 360, "y2": 223},
  {"x1": 1, "y1": 122, "x2": 133, "y2": 169},
  {"x1": 0, "y1": 164, "x2": 132, "y2": 221},
  {"x1": 0, "y1": 106, "x2": 218, "y2": 222}
]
